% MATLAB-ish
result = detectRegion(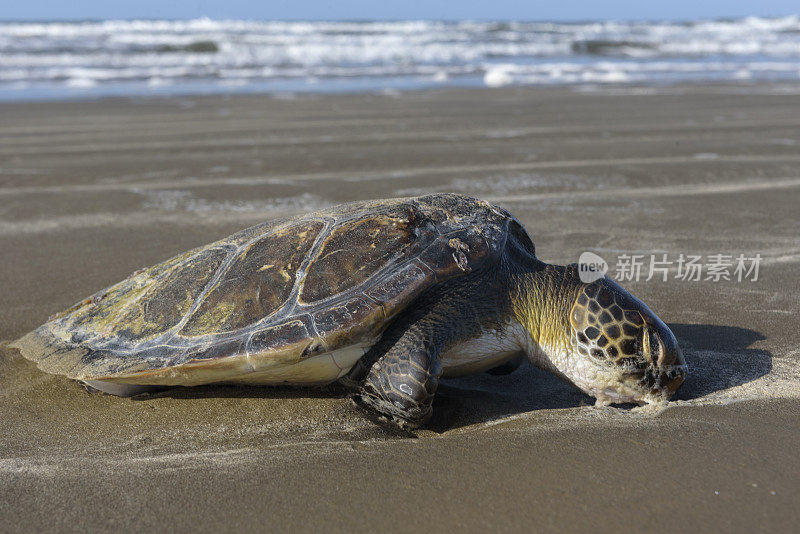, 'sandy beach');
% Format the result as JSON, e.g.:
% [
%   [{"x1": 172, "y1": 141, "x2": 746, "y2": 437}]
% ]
[{"x1": 1, "y1": 84, "x2": 799, "y2": 532}]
